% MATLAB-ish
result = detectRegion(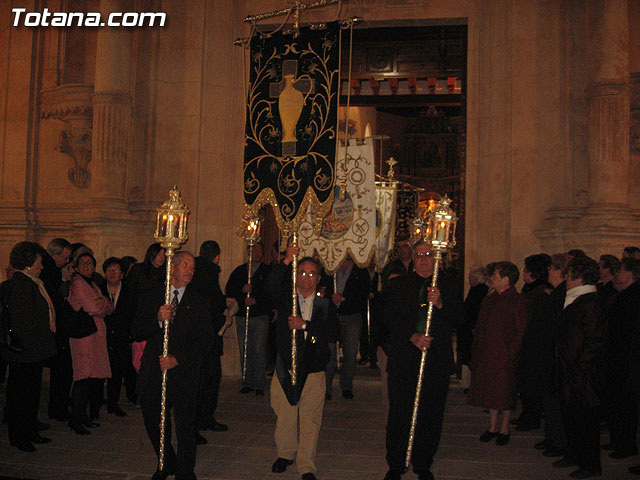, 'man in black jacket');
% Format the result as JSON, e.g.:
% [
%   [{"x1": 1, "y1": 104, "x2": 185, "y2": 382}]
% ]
[
  {"x1": 191, "y1": 241, "x2": 229, "y2": 437},
  {"x1": 226, "y1": 242, "x2": 272, "y2": 396},
  {"x1": 132, "y1": 251, "x2": 214, "y2": 480},
  {"x1": 267, "y1": 246, "x2": 339, "y2": 480},
  {"x1": 325, "y1": 255, "x2": 370, "y2": 399},
  {"x1": 602, "y1": 258, "x2": 640, "y2": 460},
  {"x1": 383, "y1": 241, "x2": 462, "y2": 480},
  {"x1": 40, "y1": 238, "x2": 73, "y2": 422}
]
